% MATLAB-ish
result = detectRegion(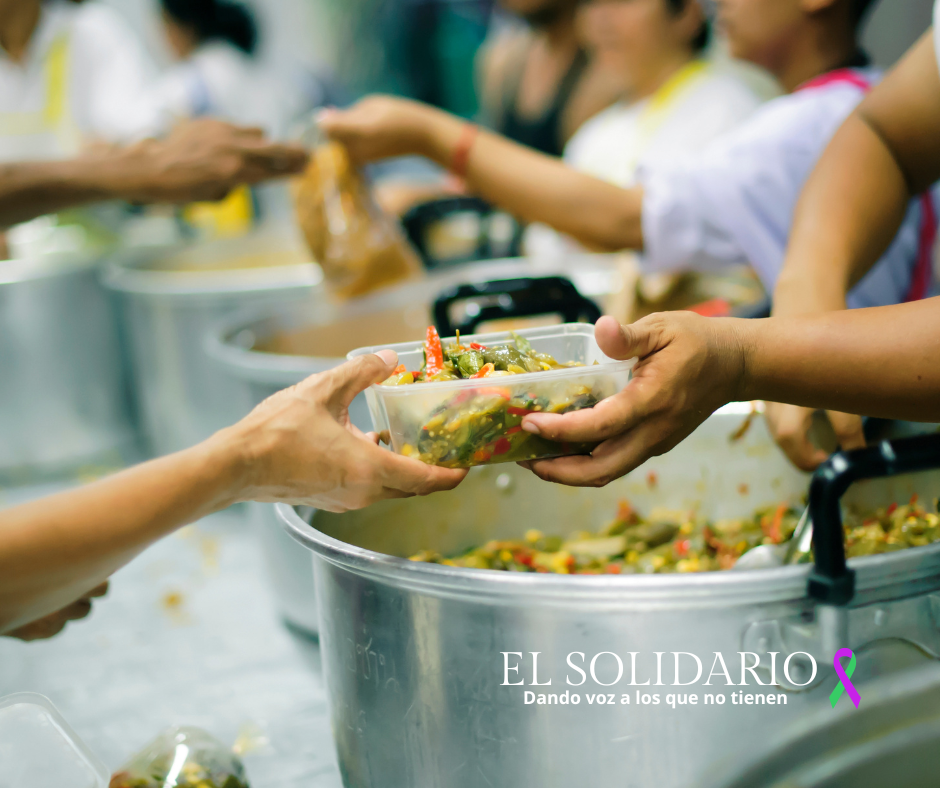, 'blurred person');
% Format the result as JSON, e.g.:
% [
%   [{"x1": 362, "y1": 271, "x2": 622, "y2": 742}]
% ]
[
  {"x1": 478, "y1": 0, "x2": 626, "y2": 156},
  {"x1": 318, "y1": 0, "x2": 932, "y2": 472},
  {"x1": 525, "y1": 0, "x2": 763, "y2": 259},
  {"x1": 0, "y1": 0, "x2": 156, "y2": 160},
  {"x1": 142, "y1": 0, "x2": 305, "y2": 140},
  {"x1": 1, "y1": 351, "x2": 465, "y2": 640},
  {"x1": 502, "y1": 8, "x2": 940, "y2": 488}
]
